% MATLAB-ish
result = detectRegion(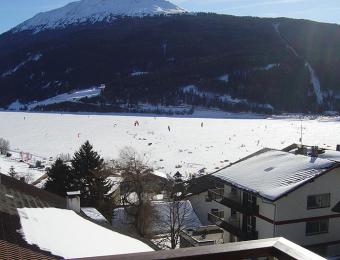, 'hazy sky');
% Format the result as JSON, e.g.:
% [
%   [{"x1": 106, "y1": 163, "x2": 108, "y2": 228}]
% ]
[{"x1": 1, "y1": 0, "x2": 339, "y2": 33}]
